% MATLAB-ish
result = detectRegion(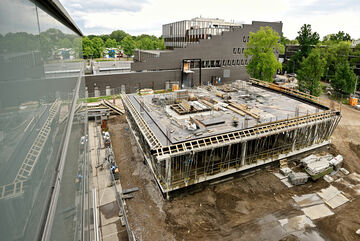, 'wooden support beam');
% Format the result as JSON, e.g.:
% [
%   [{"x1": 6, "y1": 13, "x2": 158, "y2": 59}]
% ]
[
  {"x1": 227, "y1": 105, "x2": 245, "y2": 116},
  {"x1": 229, "y1": 102, "x2": 260, "y2": 119}
]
